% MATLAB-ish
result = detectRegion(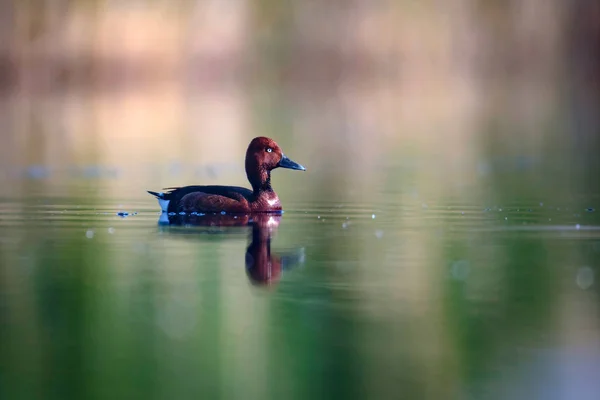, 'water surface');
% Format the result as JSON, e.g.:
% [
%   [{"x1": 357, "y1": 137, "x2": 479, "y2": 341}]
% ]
[{"x1": 1, "y1": 91, "x2": 599, "y2": 400}]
